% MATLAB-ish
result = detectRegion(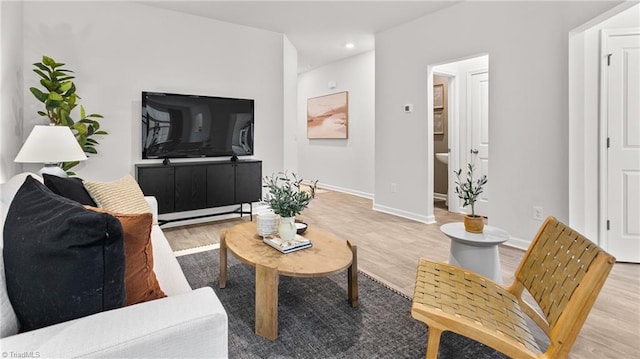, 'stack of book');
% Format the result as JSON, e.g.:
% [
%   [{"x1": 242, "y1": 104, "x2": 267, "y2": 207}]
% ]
[{"x1": 263, "y1": 234, "x2": 312, "y2": 254}]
